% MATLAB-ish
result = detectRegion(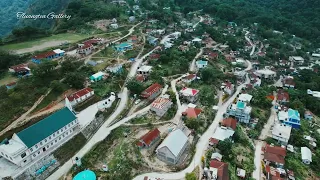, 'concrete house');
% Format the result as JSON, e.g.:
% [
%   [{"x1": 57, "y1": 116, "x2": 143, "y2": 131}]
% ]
[
  {"x1": 141, "y1": 83, "x2": 162, "y2": 101},
  {"x1": 150, "y1": 96, "x2": 173, "y2": 117},
  {"x1": 304, "y1": 110, "x2": 313, "y2": 120},
  {"x1": 77, "y1": 43, "x2": 94, "y2": 55},
  {"x1": 8, "y1": 63, "x2": 31, "y2": 77},
  {"x1": 6, "y1": 82, "x2": 17, "y2": 90},
  {"x1": 278, "y1": 108, "x2": 301, "y2": 129},
  {"x1": 137, "y1": 65, "x2": 152, "y2": 76},
  {"x1": 179, "y1": 87, "x2": 199, "y2": 103},
  {"x1": 110, "y1": 23, "x2": 119, "y2": 29},
  {"x1": 209, "y1": 160, "x2": 229, "y2": 180},
  {"x1": 255, "y1": 69, "x2": 276, "y2": 79},
  {"x1": 136, "y1": 128, "x2": 160, "y2": 149},
  {"x1": 148, "y1": 36, "x2": 158, "y2": 46},
  {"x1": 289, "y1": 56, "x2": 304, "y2": 65},
  {"x1": 182, "y1": 74, "x2": 196, "y2": 83},
  {"x1": 156, "y1": 129, "x2": 189, "y2": 164},
  {"x1": 90, "y1": 71, "x2": 107, "y2": 82},
  {"x1": 221, "y1": 81, "x2": 234, "y2": 95},
  {"x1": 32, "y1": 49, "x2": 65, "y2": 64},
  {"x1": 114, "y1": 42, "x2": 133, "y2": 52},
  {"x1": 301, "y1": 147, "x2": 312, "y2": 164},
  {"x1": 226, "y1": 101, "x2": 252, "y2": 123},
  {"x1": 283, "y1": 77, "x2": 295, "y2": 88},
  {"x1": 66, "y1": 87, "x2": 94, "y2": 107},
  {"x1": 272, "y1": 123, "x2": 292, "y2": 145},
  {"x1": 277, "y1": 90, "x2": 290, "y2": 103},
  {"x1": 263, "y1": 144, "x2": 287, "y2": 166},
  {"x1": 0, "y1": 107, "x2": 79, "y2": 167},
  {"x1": 106, "y1": 64, "x2": 123, "y2": 74},
  {"x1": 196, "y1": 60, "x2": 208, "y2": 69},
  {"x1": 182, "y1": 108, "x2": 202, "y2": 119}
]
